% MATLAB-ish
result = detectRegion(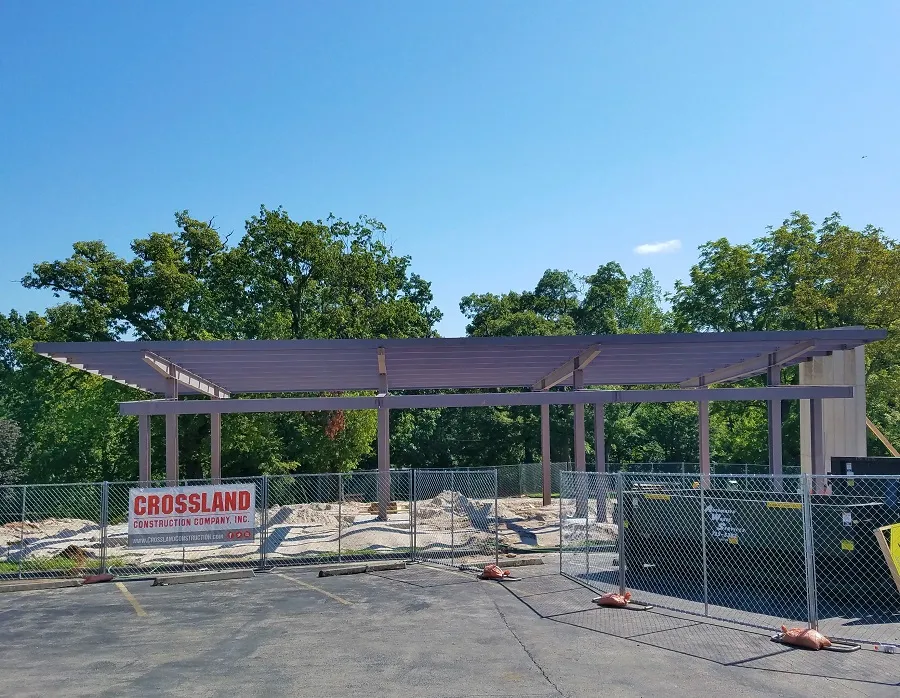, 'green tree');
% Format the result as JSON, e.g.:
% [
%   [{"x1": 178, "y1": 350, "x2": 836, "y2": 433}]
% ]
[
  {"x1": 0, "y1": 418, "x2": 21, "y2": 485},
  {"x1": 574, "y1": 262, "x2": 628, "y2": 335},
  {"x1": 11, "y1": 208, "x2": 440, "y2": 481},
  {"x1": 672, "y1": 211, "x2": 900, "y2": 464}
]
